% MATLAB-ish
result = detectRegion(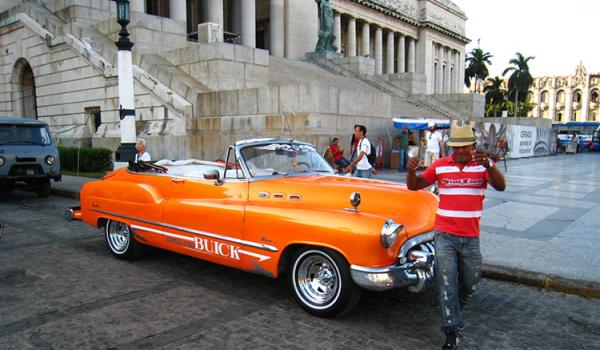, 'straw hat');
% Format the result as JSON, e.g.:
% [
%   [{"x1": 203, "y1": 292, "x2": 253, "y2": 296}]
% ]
[{"x1": 446, "y1": 125, "x2": 476, "y2": 147}]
